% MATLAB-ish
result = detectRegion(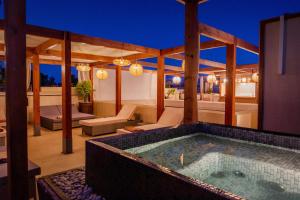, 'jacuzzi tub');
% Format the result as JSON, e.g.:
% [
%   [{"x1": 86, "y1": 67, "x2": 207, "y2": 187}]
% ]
[{"x1": 86, "y1": 123, "x2": 300, "y2": 200}]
